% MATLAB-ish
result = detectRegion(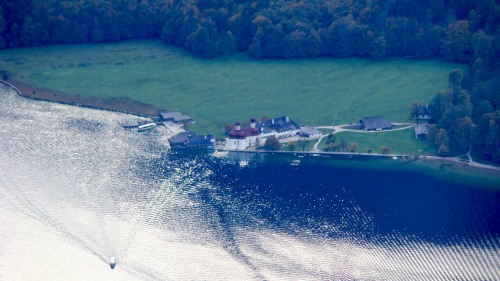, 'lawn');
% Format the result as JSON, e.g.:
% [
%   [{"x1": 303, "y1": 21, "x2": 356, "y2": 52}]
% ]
[
  {"x1": 319, "y1": 128, "x2": 436, "y2": 155},
  {"x1": 280, "y1": 139, "x2": 316, "y2": 152},
  {"x1": 0, "y1": 40, "x2": 465, "y2": 136}
]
